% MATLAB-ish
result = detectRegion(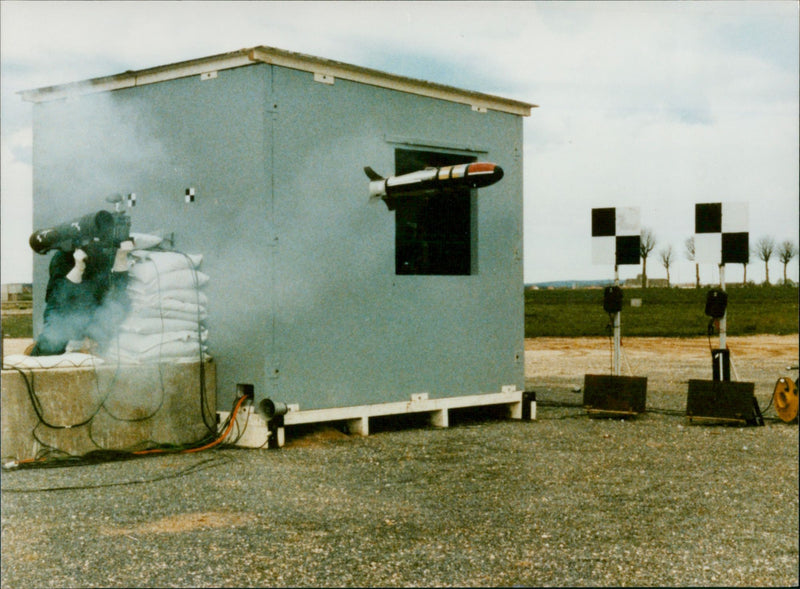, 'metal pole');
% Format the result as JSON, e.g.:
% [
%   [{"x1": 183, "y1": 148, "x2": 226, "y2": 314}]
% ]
[
  {"x1": 614, "y1": 265, "x2": 621, "y2": 376},
  {"x1": 719, "y1": 263, "x2": 726, "y2": 350}
]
